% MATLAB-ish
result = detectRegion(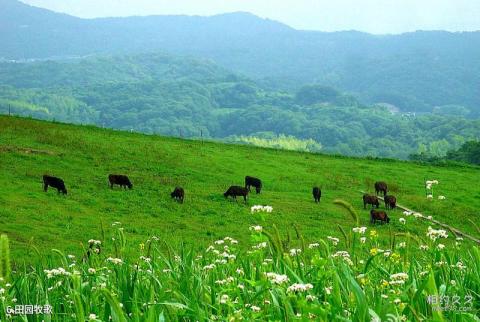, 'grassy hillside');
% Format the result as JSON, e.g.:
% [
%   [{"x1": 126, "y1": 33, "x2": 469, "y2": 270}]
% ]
[
  {"x1": 1, "y1": 115, "x2": 479, "y2": 263},
  {"x1": 1, "y1": 116, "x2": 480, "y2": 321}
]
